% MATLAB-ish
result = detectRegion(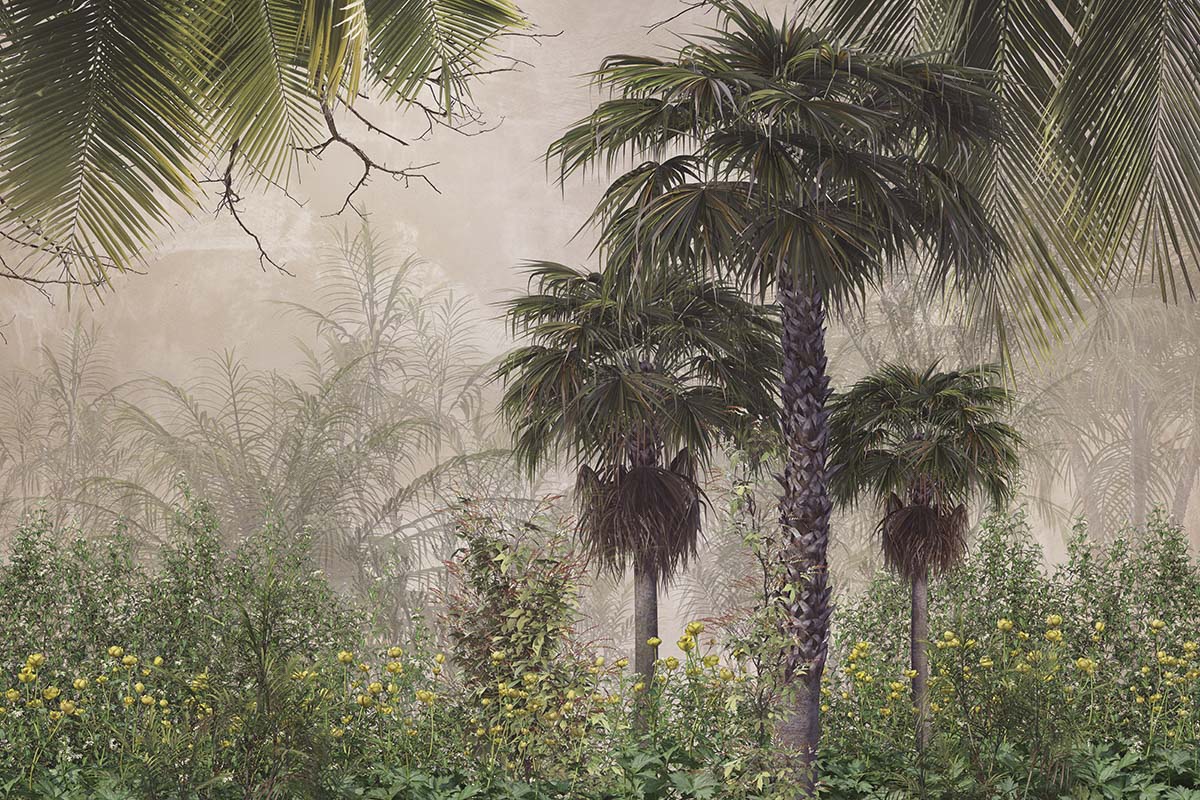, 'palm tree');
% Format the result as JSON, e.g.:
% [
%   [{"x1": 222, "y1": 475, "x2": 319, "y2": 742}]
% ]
[
  {"x1": 496, "y1": 263, "x2": 779, "y2": 683},
  {"x1": 828, "y1": 363, "x2": 1021, "y2": 751},
  {"x1": 0, "y1": 0, "x2": 526, "y2": 287},
  {"x1": 808, "y1": 0, "x2": 1200, "y2": 307},
  {"x1": 548, "y1": 1, "x2": 1005, "y2": 785}
]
